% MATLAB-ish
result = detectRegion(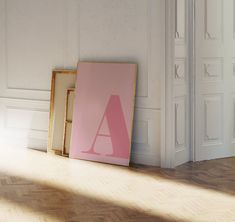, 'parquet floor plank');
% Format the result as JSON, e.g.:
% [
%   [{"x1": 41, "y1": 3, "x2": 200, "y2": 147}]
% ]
[{"x1": 0, "y1": 149, "x2": 235, "y2": 221}]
